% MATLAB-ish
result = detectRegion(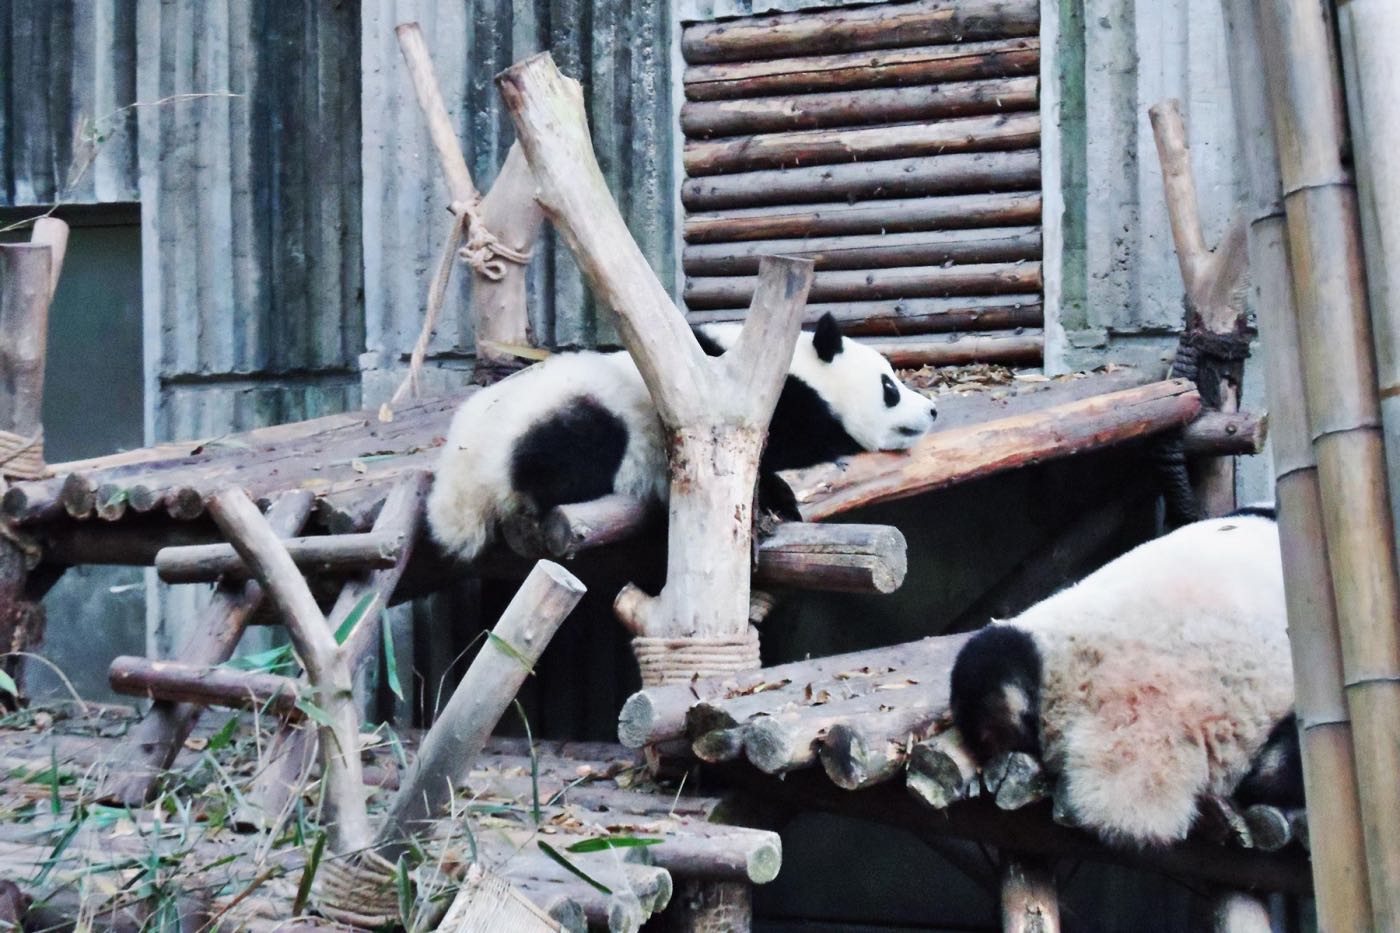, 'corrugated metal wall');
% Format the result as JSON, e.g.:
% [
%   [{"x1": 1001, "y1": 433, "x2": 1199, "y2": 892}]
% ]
[
  {"x1": 0, "y1": 0, "x2": 140, "y2": 207},
  {"x1": 136, "y1": 0, "x2": 364, "y2": 441},
  {"x1": 359, "y1": 0, "x2": 673, "y2": 405}
]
